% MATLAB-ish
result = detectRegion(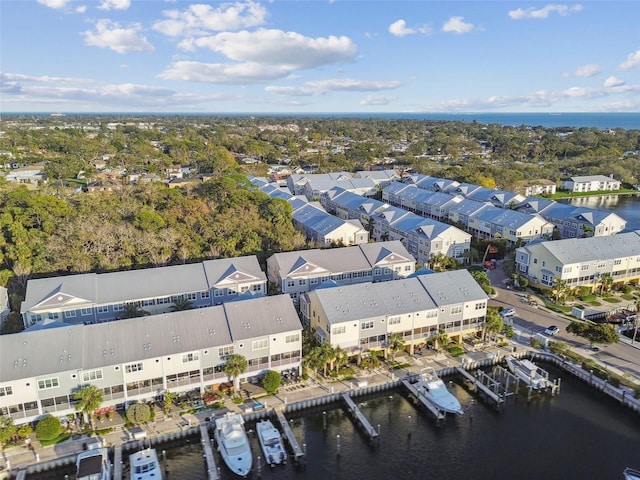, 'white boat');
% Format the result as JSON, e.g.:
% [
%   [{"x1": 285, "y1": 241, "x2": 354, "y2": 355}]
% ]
[
  {"x1": 624, "y1": 467, "x2": 640, "y2": 480},
  {"x1": 256, "y1": 418, "x2": 287, "y2": 467},
  {"x1": 129, "y1": 448, "x2": 163, "y2": 480},
  {"x1": 414, "y1": 367, "x2": 464, "y2": 415},
  {"x1": 505, "y1": 356, "x2": 552, "y2": 390},
  {"x1": 76, "y1": 448, "x2": 112, "y2": 480},
  {"x1": 214, "y1": 412, "x2": 252, "y2": 477}
]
